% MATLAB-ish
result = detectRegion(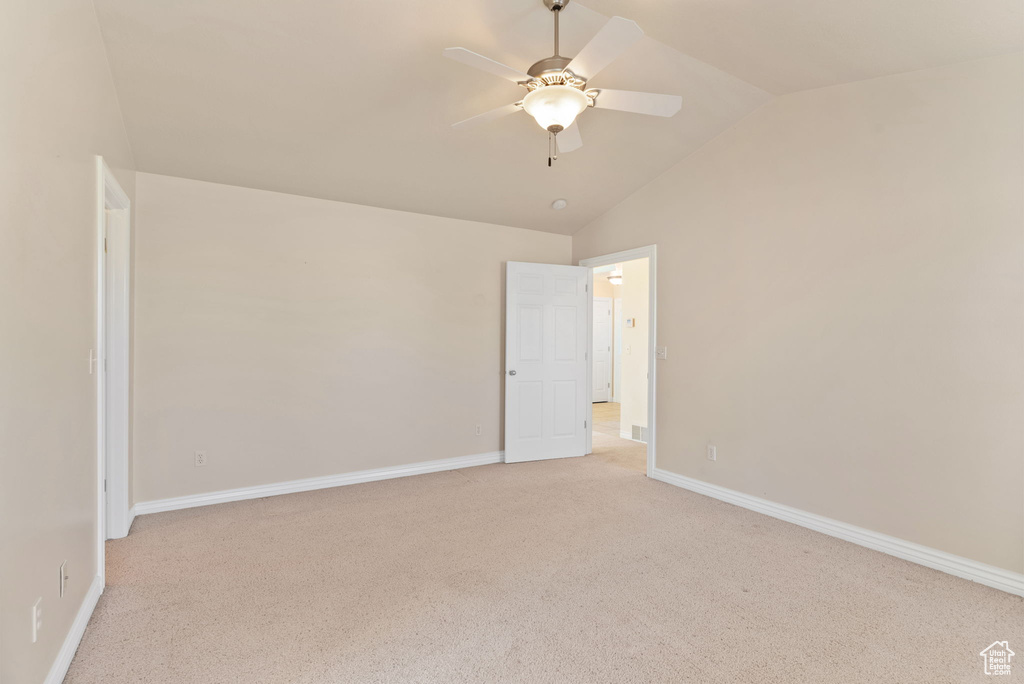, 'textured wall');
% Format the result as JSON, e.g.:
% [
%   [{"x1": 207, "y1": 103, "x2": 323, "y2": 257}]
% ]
[
  {"x1": 573, "y1": 54, "x2": 1024, "y2": 572},
  {"x1": 132, "y1": 174, "x2": 571, "y2": 502},
  {"x1": 0, "y1": 2, "x2": 136, "y2": 681}
]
